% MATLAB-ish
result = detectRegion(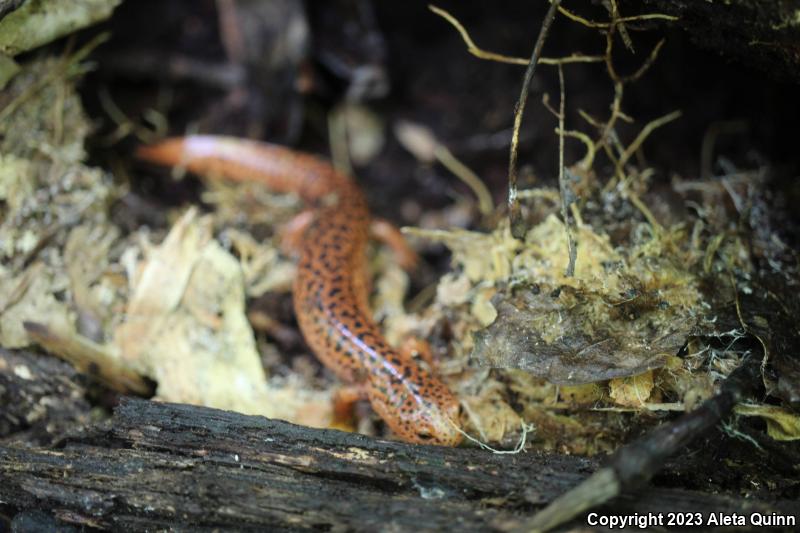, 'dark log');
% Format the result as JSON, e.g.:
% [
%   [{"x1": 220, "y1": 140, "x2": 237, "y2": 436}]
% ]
[
  {"x1": 0, "y1": 349, "x2": 90, "y2": 446},
  {"x1": 0, "y1": 0, "x2": 23, "y2": 21},
  {"x1": 638, "y1": 0, "x2": 800, "y2": 82},
  {"x1": 1, "y1": 398, "x2": 796, "y2": 531}
]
